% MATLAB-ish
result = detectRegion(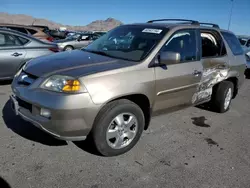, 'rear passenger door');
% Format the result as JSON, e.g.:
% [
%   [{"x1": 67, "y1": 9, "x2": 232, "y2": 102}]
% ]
[
  {"x1": 154, "y1": 29, "x2": 203, "y2": 112},
  {"x1": 0, "y1": 32, "x2": 27, "y2": 79},
  {"x1": 200, "y1": 29, "x2": 228, "y2": 71}
]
